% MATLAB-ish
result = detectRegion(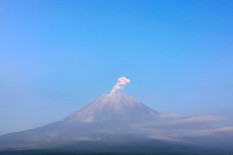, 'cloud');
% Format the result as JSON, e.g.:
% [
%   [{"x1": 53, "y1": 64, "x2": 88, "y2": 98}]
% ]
[
  {"x1": 130, "y1": 115, "x2": 224, "y2": 129},
  {"x1": 127, "y1": 114, "x2": 232, "y2": 142},
  {"x1": 173, "y1": 116, "x2": 224, "y2": 124},
  {"x1": 191, "y1": 126, "x2": 233, "y2": 136}
]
